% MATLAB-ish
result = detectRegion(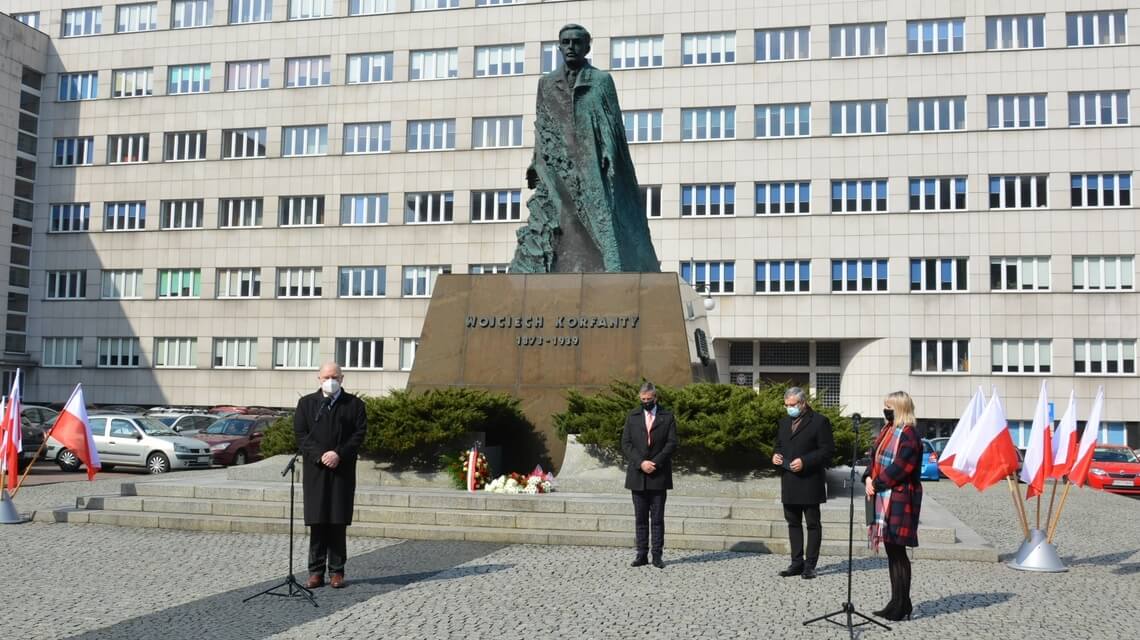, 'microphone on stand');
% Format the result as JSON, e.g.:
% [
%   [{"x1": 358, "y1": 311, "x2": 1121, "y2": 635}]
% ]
[{"x1": 315, "y1": 396, "x2": 333, "y2": 422}]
